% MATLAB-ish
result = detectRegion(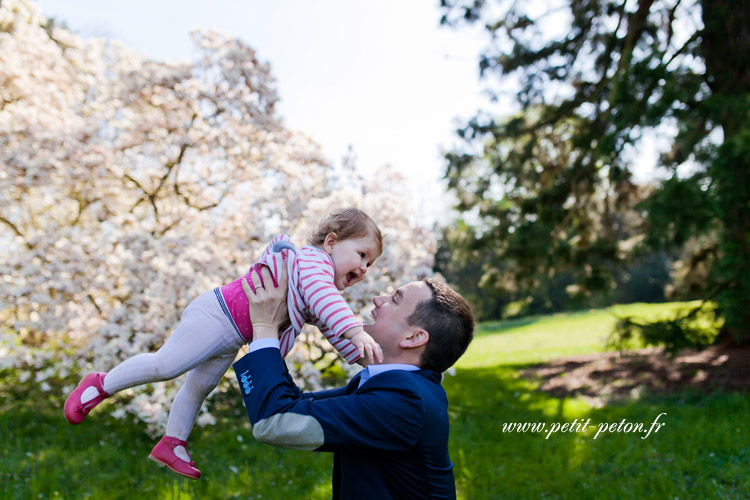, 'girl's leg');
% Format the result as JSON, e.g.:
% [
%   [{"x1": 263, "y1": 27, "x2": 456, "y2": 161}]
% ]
[
  {"x1": 102, "y1": 290, "x2": 243, "y2": 394},
  {"x1": 165, "y1": 350, "x2": 237, "y2": 441},
  {"x1": 65, "y1": 290, "x2": 245, "y2": 428},
  {"x1": 147, "y1": 351, "x2": 238, "y2": 480}
]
